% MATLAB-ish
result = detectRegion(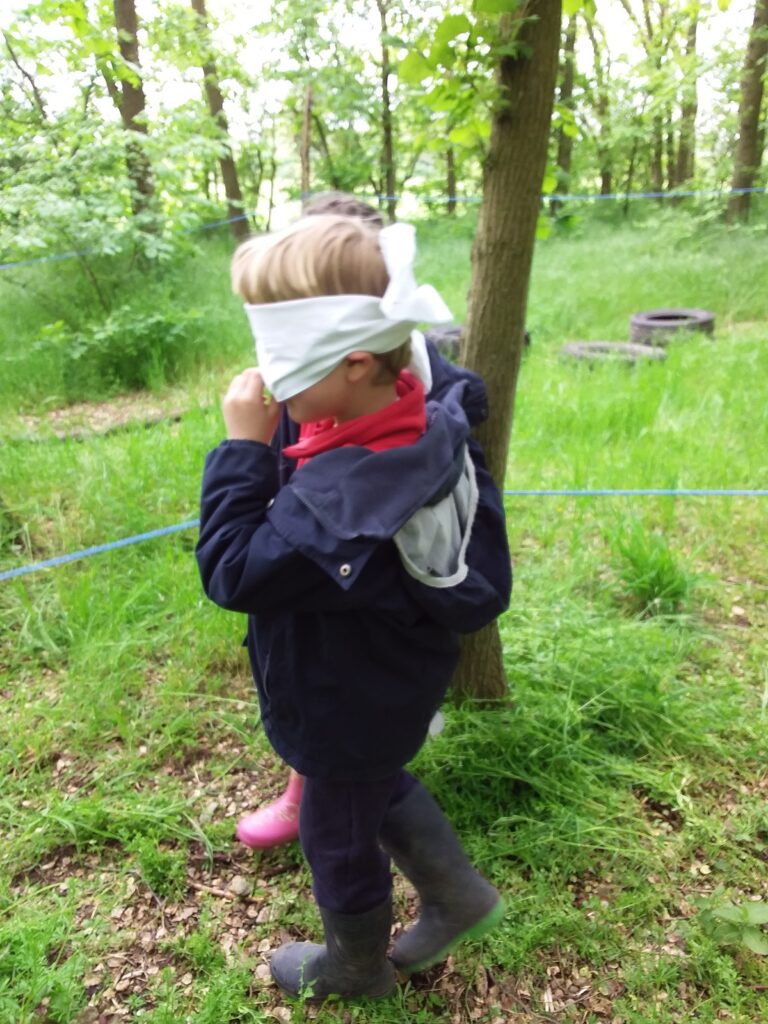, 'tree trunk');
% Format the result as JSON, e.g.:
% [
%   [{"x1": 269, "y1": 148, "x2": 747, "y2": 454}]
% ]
[
  {"x1": 454, "y1": 0, "x2": 562, "y2": 701},
  {"x1": 266, "y1": 155, "x2": 277, "y2": 231},
  {"x1": 651, "y1": 115, "x2": 664, "y2": 197},
  {"x1": 666, "y1": 111, "x2": 677, "y2": 191},
  {"x1": 377, "y1": 0, "x2": 397, "y2": 223},
  {"x1": 727, "y1": 0, "x2": 768, "y2": 222},
  {"x1": 552, "y1": 14, "x2": 577, "y2": 213},
  {"x1": 446, "y1": 146, "x2": 457, "y2": 215},
  {"x1": 756, "y1": 95, "x2": 767, "y2": 172},
  {"x1": 313, "y1": 113, "x2": 341, "y2": 190},
  {"x1": 300, "y1": 83, "x2": 313, "y2": 199},
  {"x1": 113, "y1": 0, "x2": 153, "y2": 216},
  {"x1": 675, "y1": 8, "x2": 698, "y2": 186},
  {"x1": 190, "y1": 0, "x2": 248, "y2": 239}
]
